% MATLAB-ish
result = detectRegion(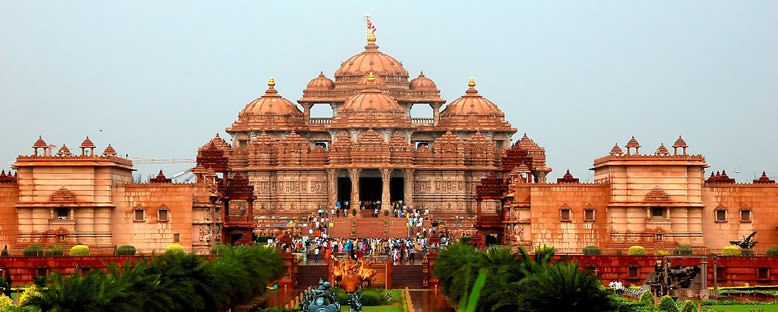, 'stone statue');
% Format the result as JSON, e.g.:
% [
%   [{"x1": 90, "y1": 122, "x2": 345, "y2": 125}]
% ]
[
  {"x1": 300, "y1": 279, "x2": 340, "y2": 312},
  {"x1": 330, "y1": 257, "x2": 377, "y2": 312},
  {"x1": 730, "y1": 231, "x2": 758, "y2": 250}
]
